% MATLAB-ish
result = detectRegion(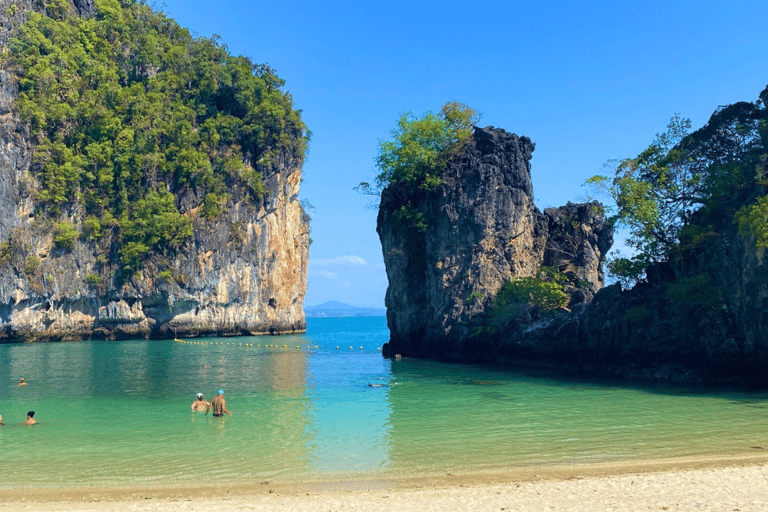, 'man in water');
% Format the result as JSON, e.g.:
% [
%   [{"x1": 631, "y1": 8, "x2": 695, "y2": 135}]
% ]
[
  {"x1": 18, "y1": 377, "x2": 27, "y2": 386},
  {"x1": 205, "y1": 389, "x2": 232, "y2": 417},
  {"x1": 24, "y1": 411, "x2": 36, "y2": 425},
  {"x1": 191, "y1": 392, "x2": 210, "y2": 412}
]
